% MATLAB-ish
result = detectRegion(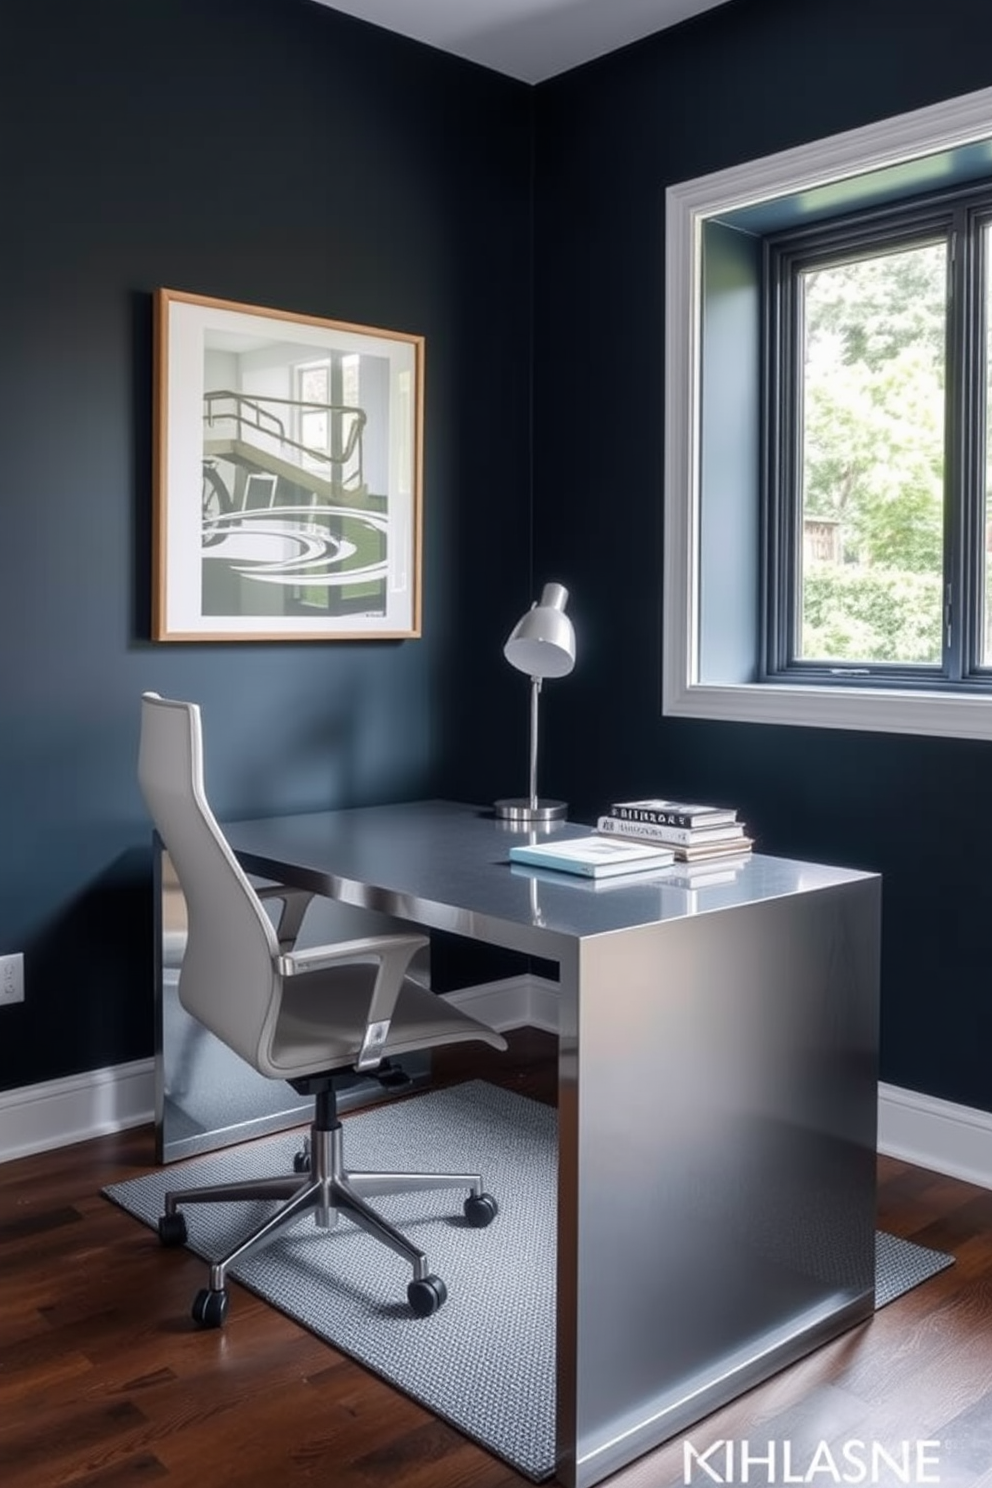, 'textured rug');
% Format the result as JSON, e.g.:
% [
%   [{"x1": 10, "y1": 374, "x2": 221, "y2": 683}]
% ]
[{"x1": 105, "y1": 1081, "x2": 953, "y2": 1482}]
